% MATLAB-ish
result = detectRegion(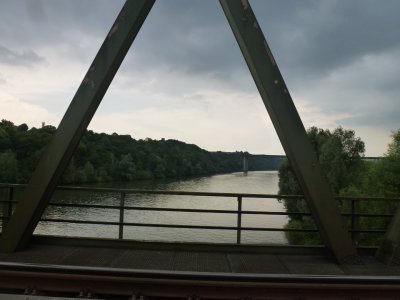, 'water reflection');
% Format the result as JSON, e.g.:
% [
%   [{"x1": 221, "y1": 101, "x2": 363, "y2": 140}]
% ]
[{"x1": 32, "y1": 171, "x2": 288, "y2": 244}]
